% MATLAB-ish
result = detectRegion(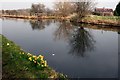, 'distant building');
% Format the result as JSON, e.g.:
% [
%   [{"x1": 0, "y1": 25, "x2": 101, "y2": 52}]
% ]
[{"x1": 94, "y1": 7, "x2": 113, "y2": 16}]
